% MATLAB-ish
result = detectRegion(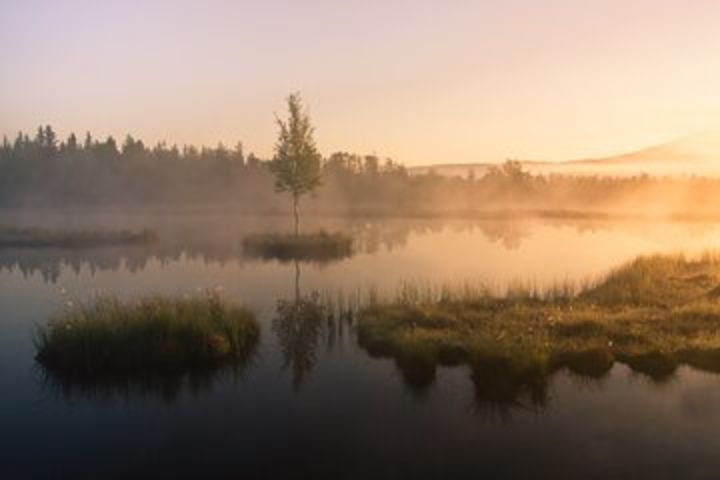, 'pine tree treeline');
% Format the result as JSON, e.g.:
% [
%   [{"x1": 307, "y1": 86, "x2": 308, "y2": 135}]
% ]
[
  {"x1": 2, "y1": 125, "x2": 720, "y2": 214},
  {"x1": 0, "y1": 126, "x2": 408, "y2": 208},
  {"x1": 0, "y1": 126, "x2": 257, "y2": 206}
]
